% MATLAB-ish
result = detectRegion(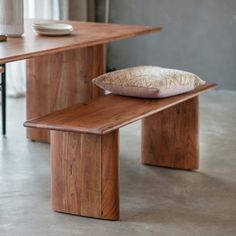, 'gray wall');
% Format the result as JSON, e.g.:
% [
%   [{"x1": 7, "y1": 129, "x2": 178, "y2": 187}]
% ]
[{"x1": 108, "y1": 0, "x2": 236, "y2": 90}]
